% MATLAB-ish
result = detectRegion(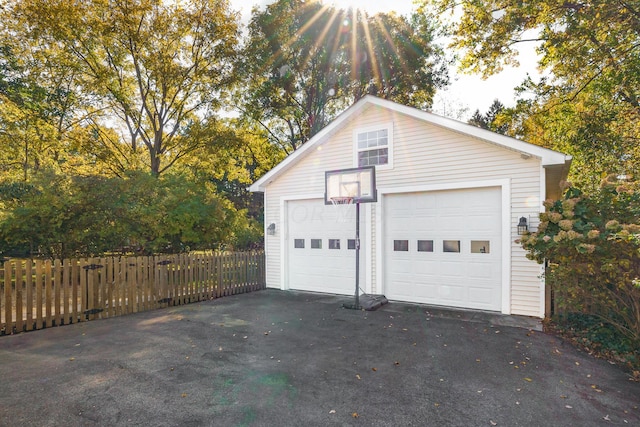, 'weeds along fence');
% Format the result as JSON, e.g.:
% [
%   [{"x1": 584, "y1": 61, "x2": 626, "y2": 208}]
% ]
[{"x1": 0, "y1": 251, "x2": 265, "y2": 335}]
